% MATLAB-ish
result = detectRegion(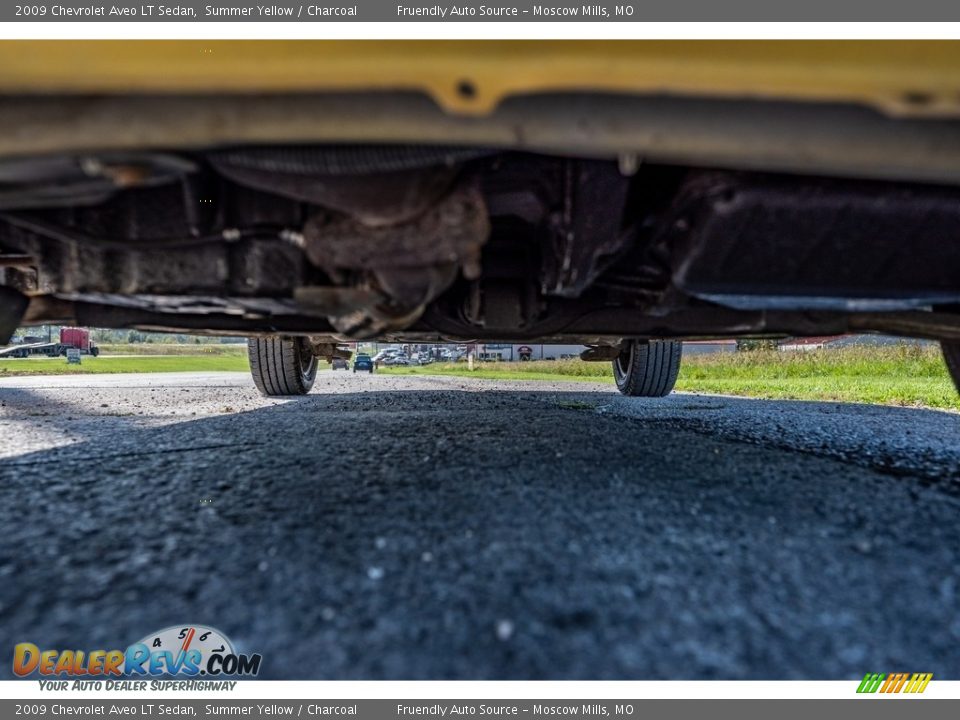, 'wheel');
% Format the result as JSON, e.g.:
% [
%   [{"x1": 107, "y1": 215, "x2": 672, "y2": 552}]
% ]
[
  {"x1": 247, "y1": 336, "x2": 318, "y2": 396},
  {"x1": 612, "y1": 339, "x2": 683, "y2": 397},
  {"x1": 943, "y1": 341, "x2": 960, "y2": 394}
]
